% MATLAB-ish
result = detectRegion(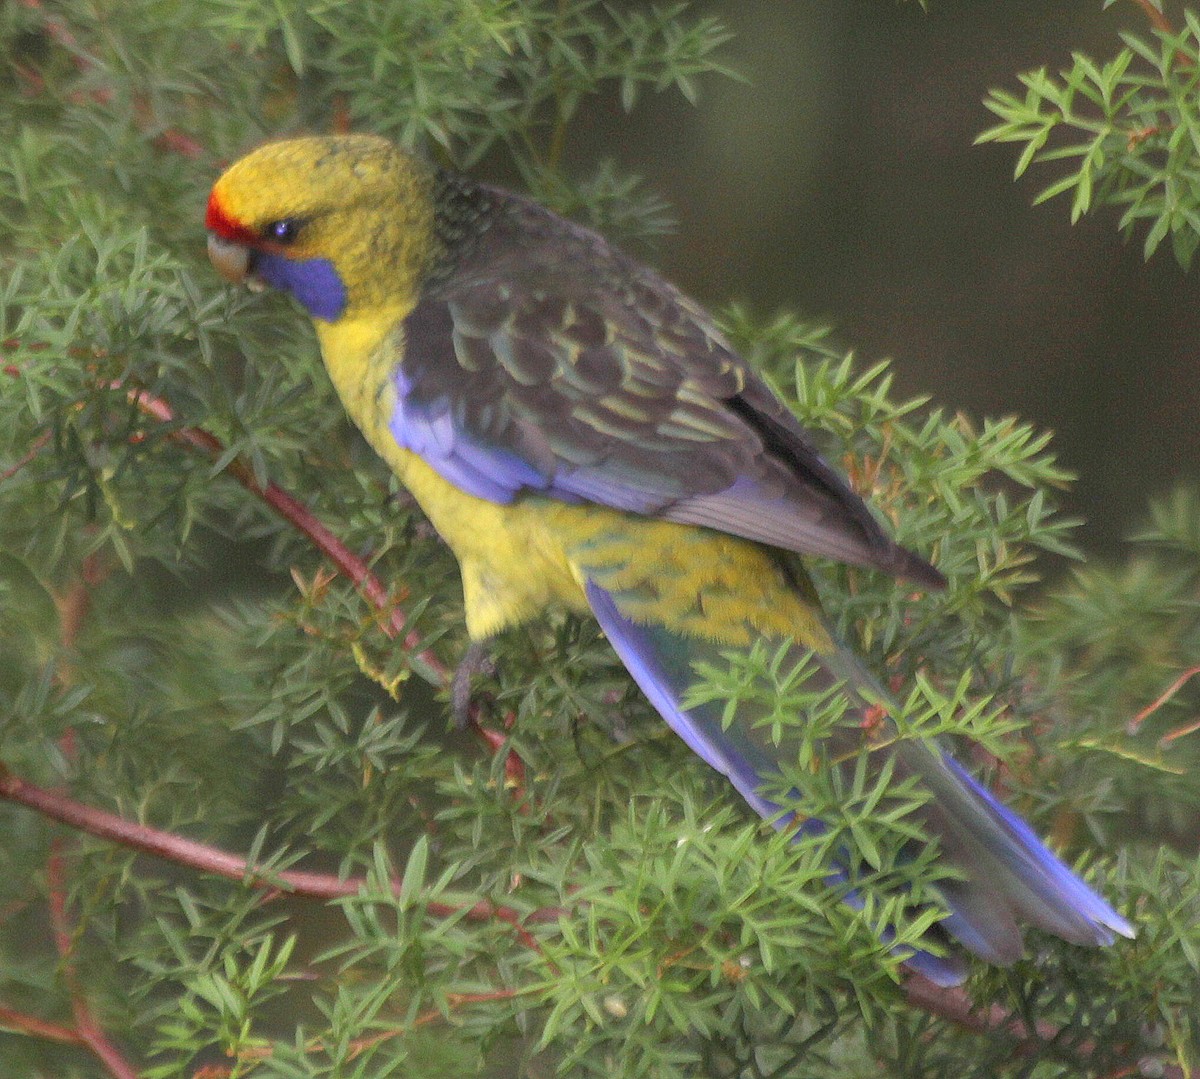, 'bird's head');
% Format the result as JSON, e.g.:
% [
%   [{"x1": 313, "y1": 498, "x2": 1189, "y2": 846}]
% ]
[{"x1": 206, "y1": 135, "x2": 437, "y2": 322}]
